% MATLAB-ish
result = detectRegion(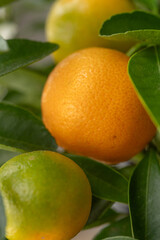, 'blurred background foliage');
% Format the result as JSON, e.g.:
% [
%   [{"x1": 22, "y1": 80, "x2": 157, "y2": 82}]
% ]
[
  {"x1": 0, "y1": 0, "x2": 56, "y2": 171},
  {"x1": 0, "y1": 0, "x2": 56, "y2": 115},
  {"x1": 0, "y1": 0, "x2": 56, "y2": 74}
]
